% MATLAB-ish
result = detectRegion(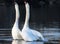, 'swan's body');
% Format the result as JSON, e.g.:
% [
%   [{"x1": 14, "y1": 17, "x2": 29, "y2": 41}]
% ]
[
  {"x1": 12, "y1": 2, "x2": 22, "y2": 39},
  {"x1": 12, "y1": 2, "x2": 47, "y2": 41},
  {"x1": 21, "y1": 2, "x2": 45, "y2": 41}
]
